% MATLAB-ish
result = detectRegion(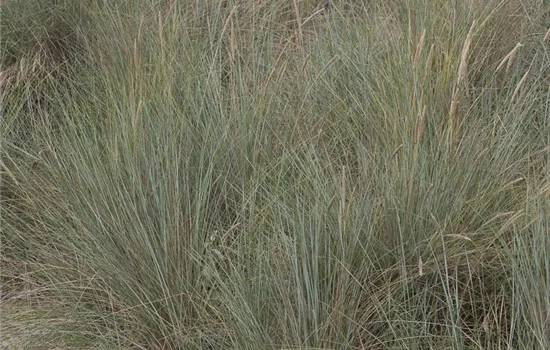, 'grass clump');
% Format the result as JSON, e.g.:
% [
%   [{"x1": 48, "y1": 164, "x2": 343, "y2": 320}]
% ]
[{"x1": 1, "y1": 0, "x2": 550, "y2": 349}]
